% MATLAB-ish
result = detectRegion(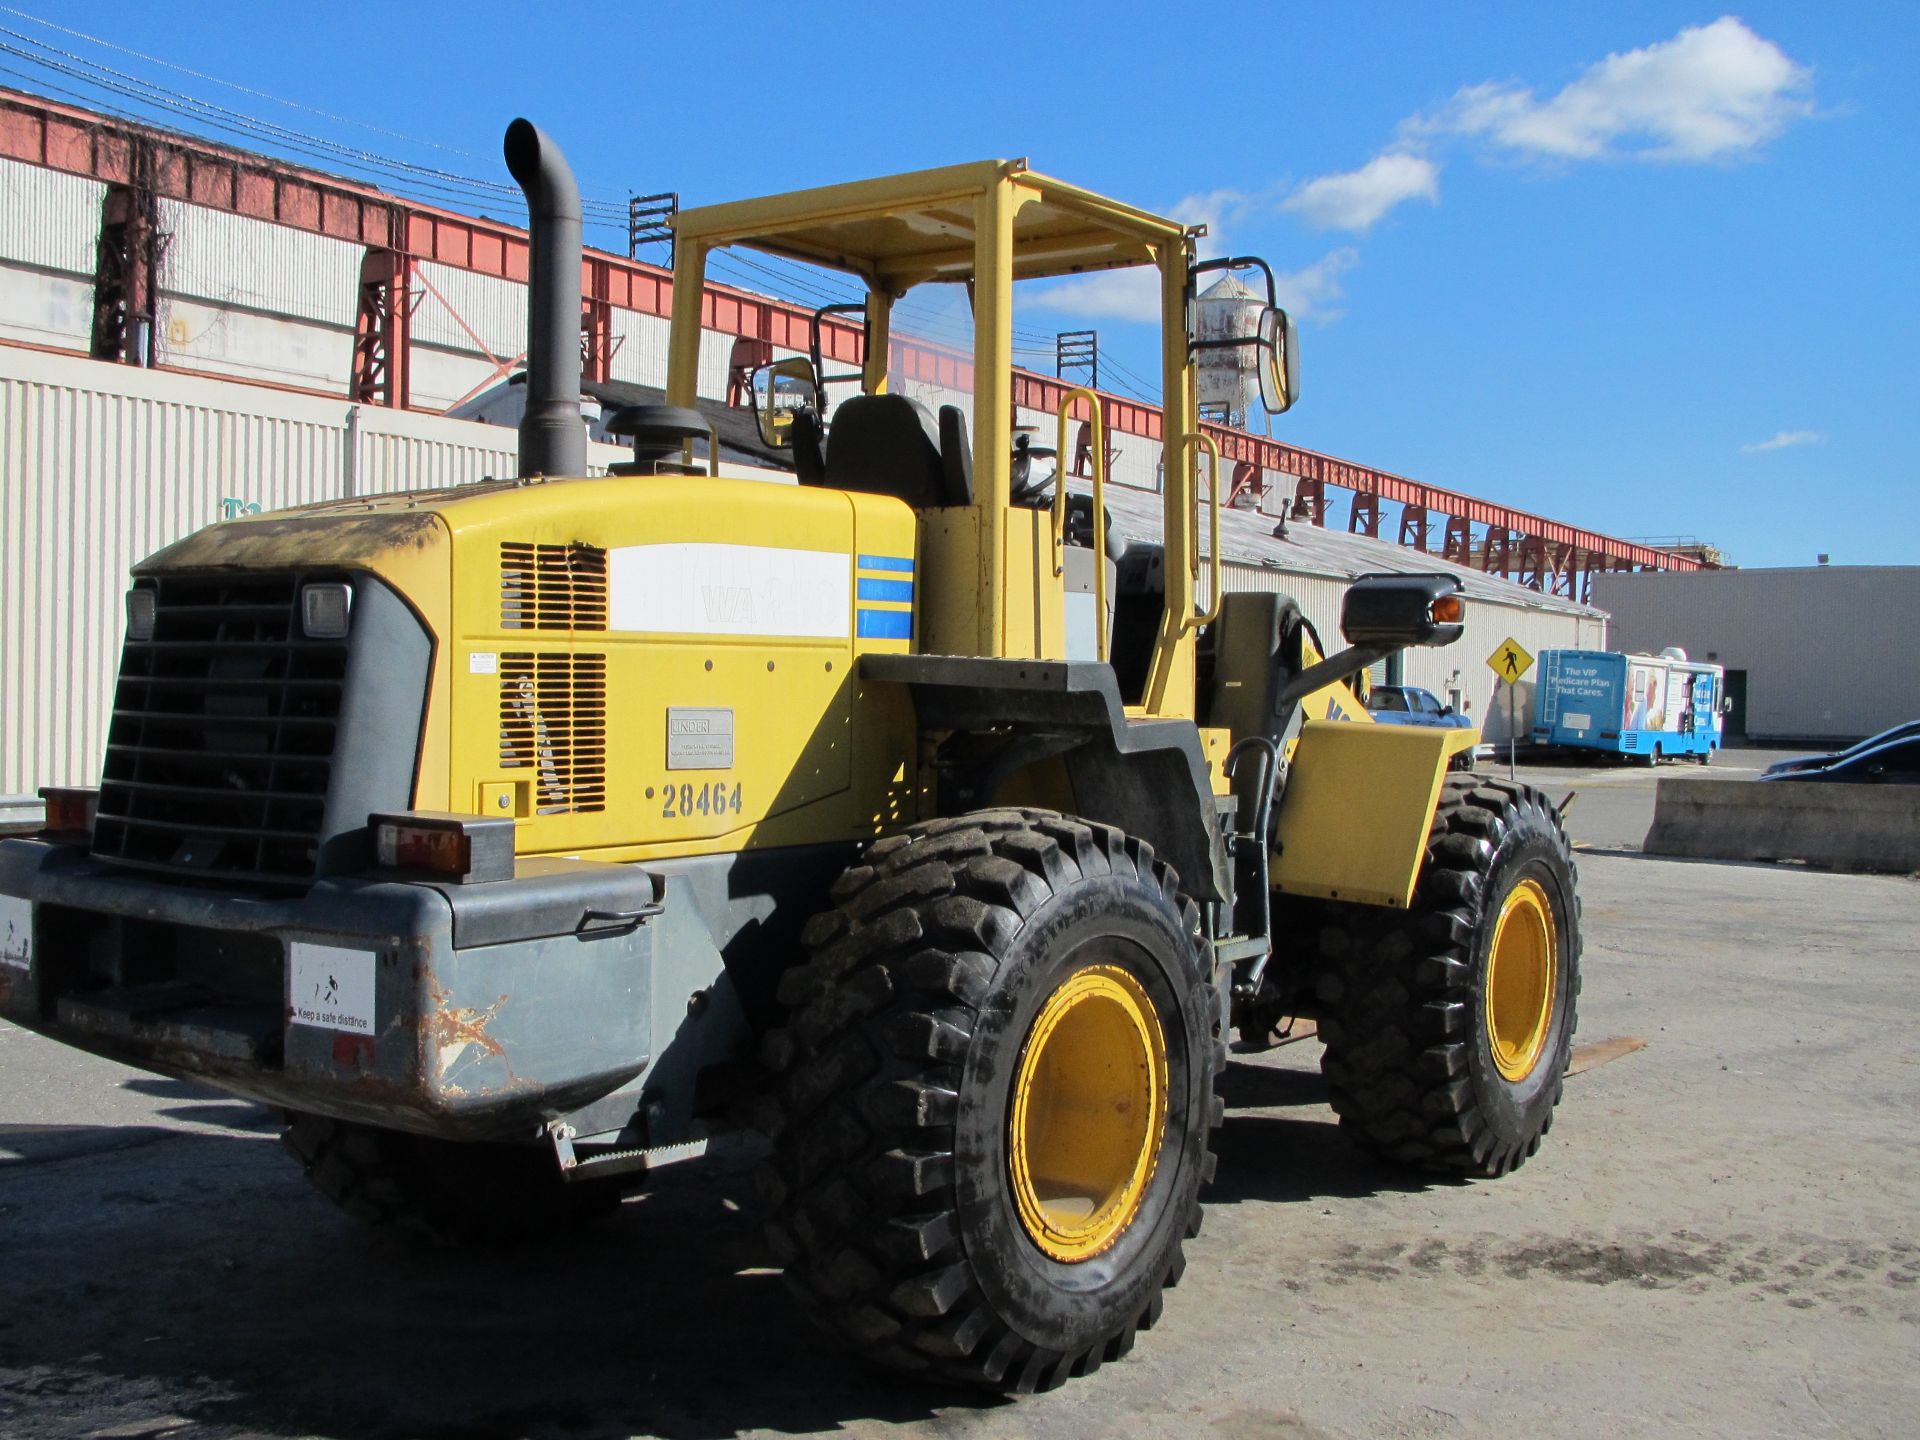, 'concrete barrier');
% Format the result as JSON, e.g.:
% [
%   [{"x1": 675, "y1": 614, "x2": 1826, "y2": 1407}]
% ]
[{"x1": 1644, "y1": 778, "x2": 1920, "y2": 872}]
